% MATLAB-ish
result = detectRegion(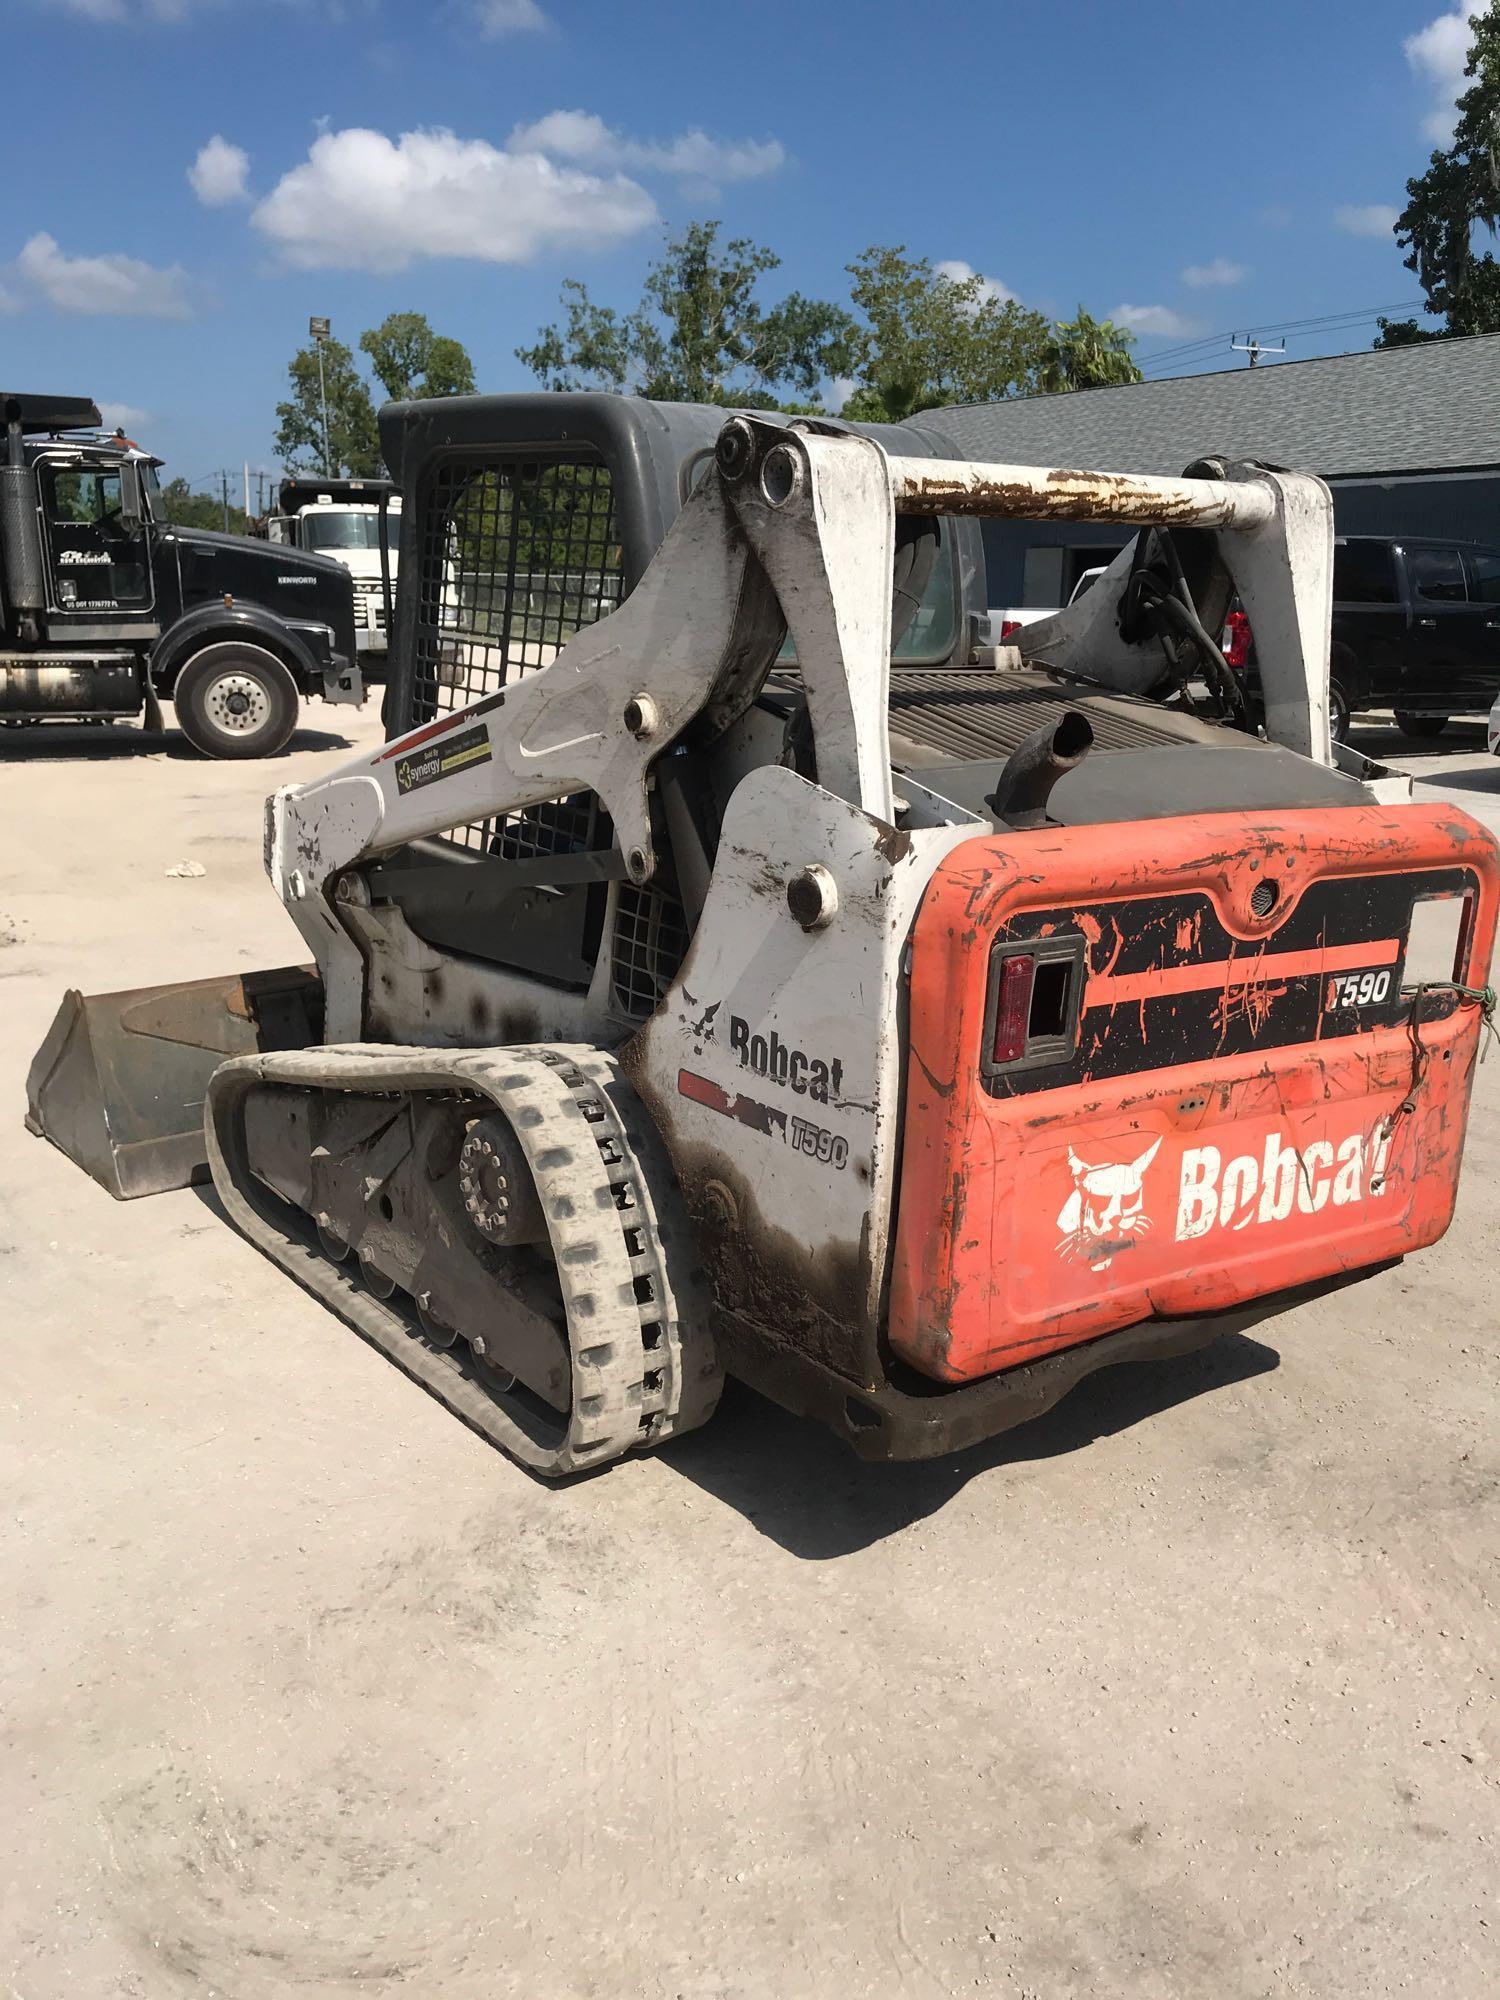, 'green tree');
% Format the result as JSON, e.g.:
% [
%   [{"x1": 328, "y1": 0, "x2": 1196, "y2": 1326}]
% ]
[
  {"x1": 1387, "y1": 3, "x2": 1500, "y2": 339},
  {"x1": 359, "y1": 311, "x2": 477, "y2": 402},
  {"x1": 274, "y1": 336, "x2": 381, "y2": 477},
  {"x1": 157, "y1": 475, "x2": 249, "y2": 535},
  {"x1": 518, "y1": 220, "x2": 858, "y2": 409},
  {"x1": 1037, "y1": 307, "x2": 1142, "y2": 391},
  {"x1": 838, "y1": 247, "x2": 1058, "y2": 421}
]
